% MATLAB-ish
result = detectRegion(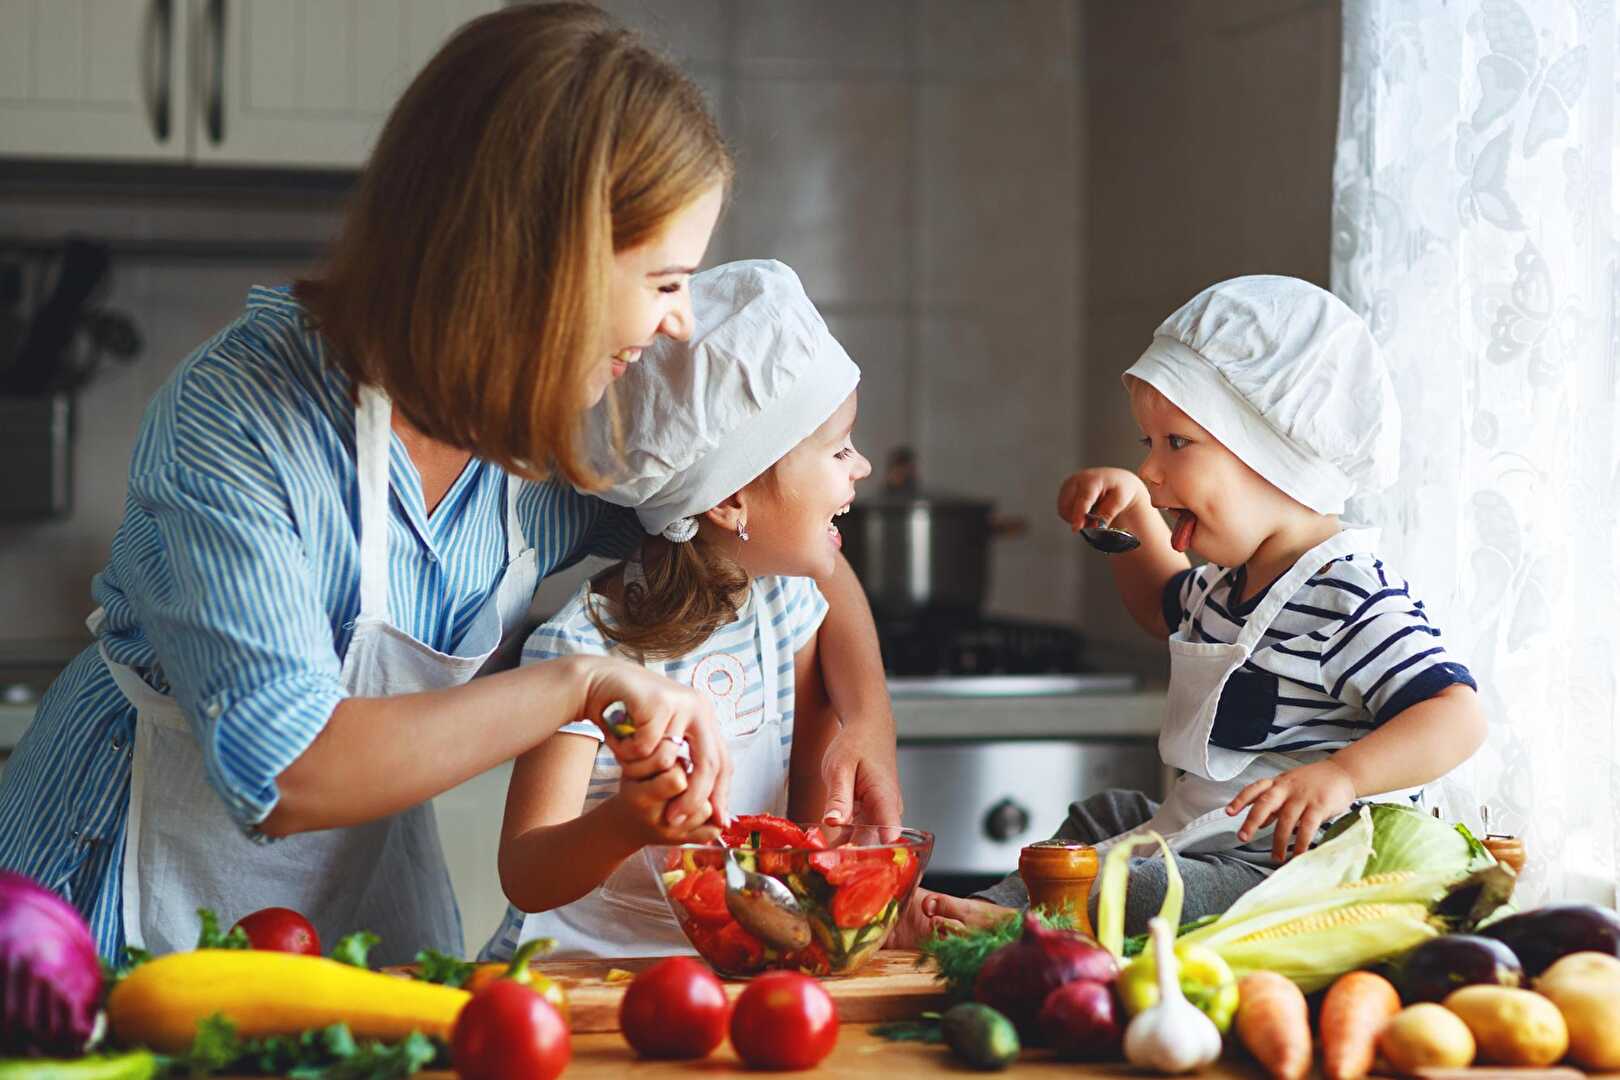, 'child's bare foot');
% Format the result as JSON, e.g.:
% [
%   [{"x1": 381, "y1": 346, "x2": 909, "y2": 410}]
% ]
[{"x1": 888, "y1": 888, "x2": 1015, "y2": 949}]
